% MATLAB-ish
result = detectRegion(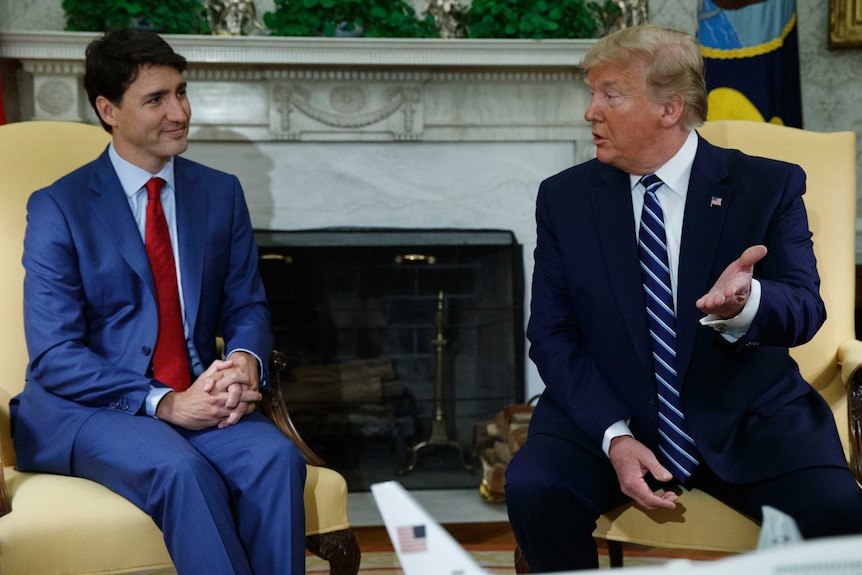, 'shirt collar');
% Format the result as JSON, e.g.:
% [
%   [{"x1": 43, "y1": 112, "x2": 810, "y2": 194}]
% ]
[
  {"x1": 629, "y1": 129, "x2": 699, "y2": 199},
  {"x1": 108, "y1": 142, "x2": 176, "y2": 199}
]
